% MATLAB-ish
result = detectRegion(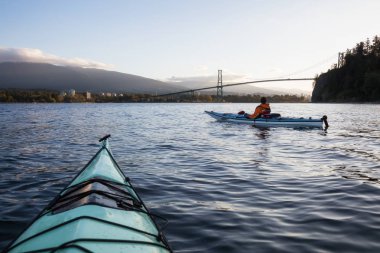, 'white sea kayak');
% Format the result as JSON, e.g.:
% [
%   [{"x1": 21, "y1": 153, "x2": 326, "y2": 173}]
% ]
[{"x1": 205, "y1": 111, "x2": 328, "y2": 128}]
